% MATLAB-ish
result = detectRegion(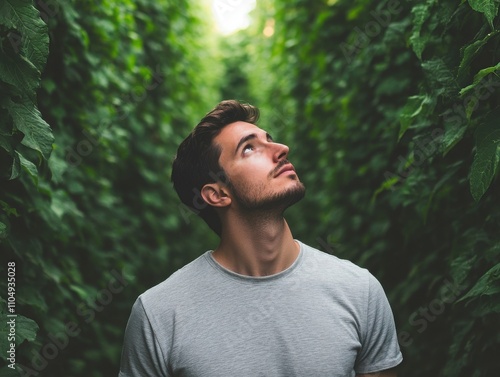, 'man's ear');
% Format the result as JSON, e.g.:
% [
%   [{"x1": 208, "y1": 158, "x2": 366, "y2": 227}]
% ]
[{"x1": 200, "y1": 183, "x2": 231, "y2": 208}]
